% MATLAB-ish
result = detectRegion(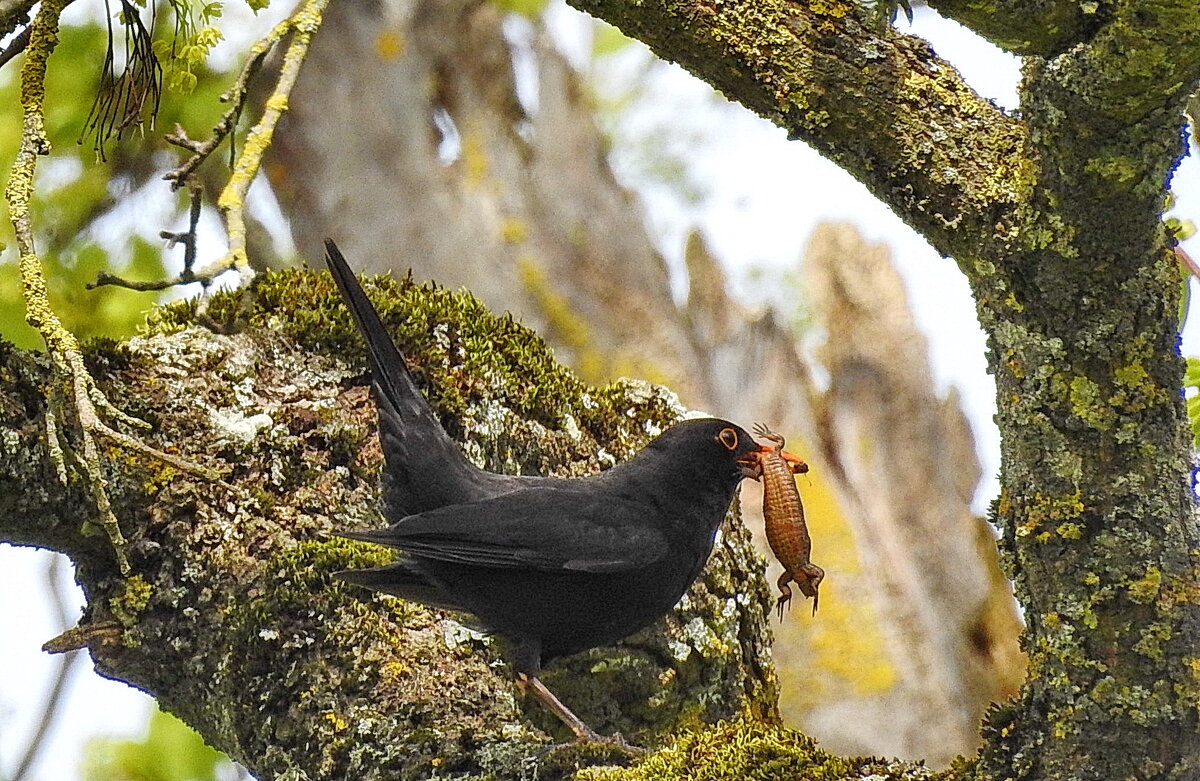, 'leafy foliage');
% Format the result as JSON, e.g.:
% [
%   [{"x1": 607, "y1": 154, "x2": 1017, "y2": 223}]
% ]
[
  {"x1": 154, "y1": 1, "x2": 227, "y2": 94},
  {"x1": 0, "y1": 20, "x2": 228, "y2": 350},
  {"x1": 81, "y1": 707, "x2": 242, "y2": 781}
]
